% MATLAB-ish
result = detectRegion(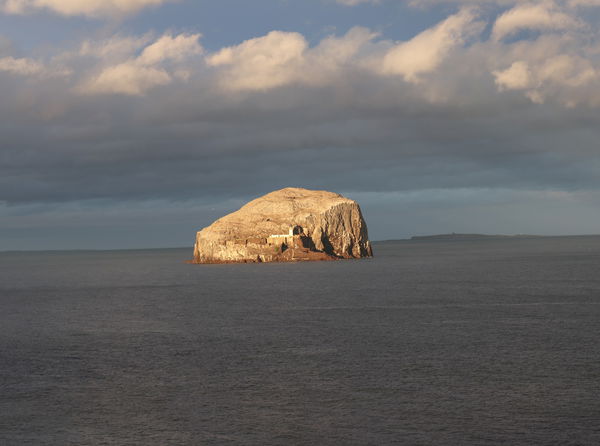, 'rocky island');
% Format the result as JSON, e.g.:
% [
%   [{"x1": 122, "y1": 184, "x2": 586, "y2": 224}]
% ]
[{"x1": 193, "y1": 187, "x2": 373, "y2": 264}]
